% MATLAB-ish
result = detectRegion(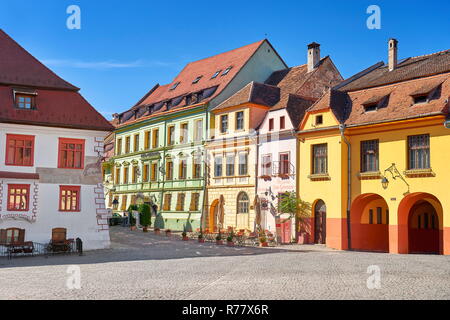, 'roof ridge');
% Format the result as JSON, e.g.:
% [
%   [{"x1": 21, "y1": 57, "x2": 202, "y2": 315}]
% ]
[
  {"x1": 408, "y1": 48, "x2": 450, "y2": 60},
  {"x1": 0, "y1": 29, "x2": 79, "y2": 91}
]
